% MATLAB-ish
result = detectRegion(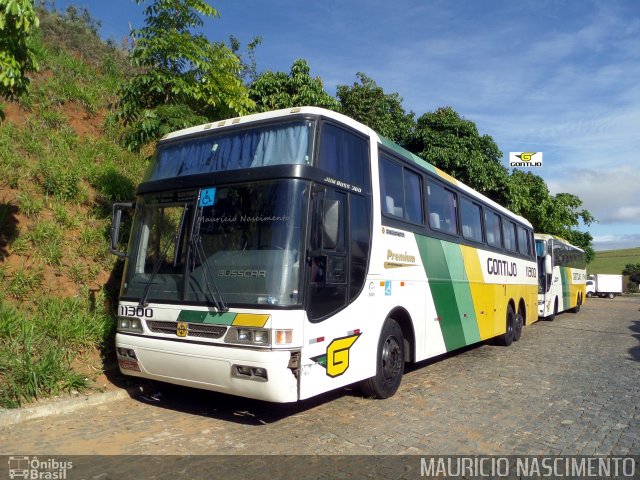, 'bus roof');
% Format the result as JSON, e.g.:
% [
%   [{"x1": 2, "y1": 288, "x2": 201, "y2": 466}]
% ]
[
  {"x1": 160, "y1": 106, "x2": 532, "y2": 229},
  {"x1": 534, "y1": 233, "x2": 584, "y2": 252}
]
